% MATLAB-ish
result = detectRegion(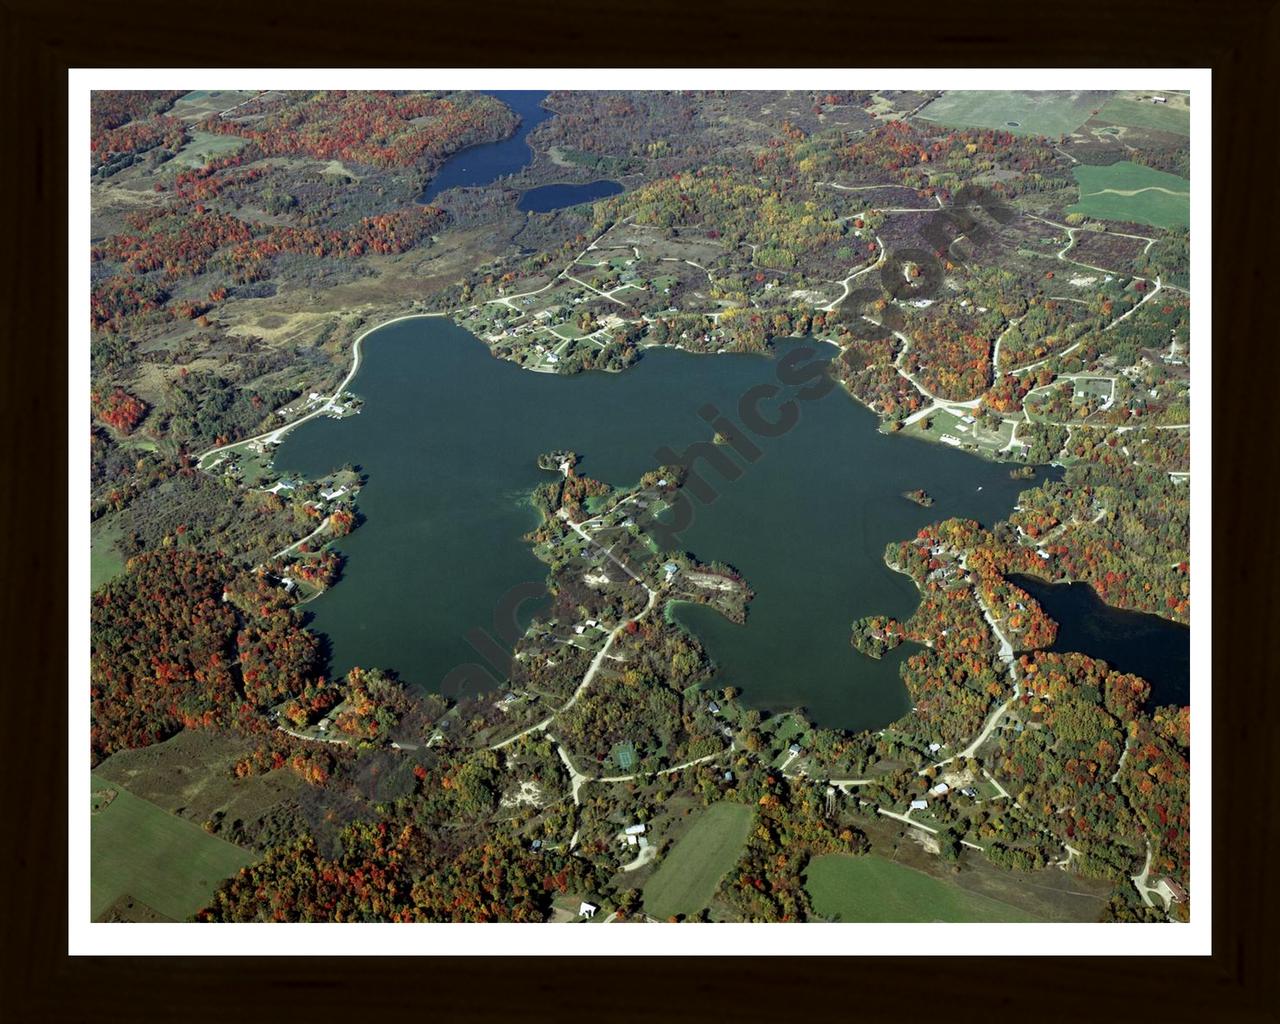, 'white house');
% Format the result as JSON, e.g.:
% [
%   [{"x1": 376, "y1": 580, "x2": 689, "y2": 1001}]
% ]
[
  {"x1": 578, "y1": 902, "x2": 598, "y2": 919},
  {"x1": 910, "y1": 799, "x2": 928, "y2": 811},
  {"x1": 930, "y1": 782, "x2": 950, "y2": 797},
  {"x1": 624, "y1": 824, "x2": 646, "y2": 836}
]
